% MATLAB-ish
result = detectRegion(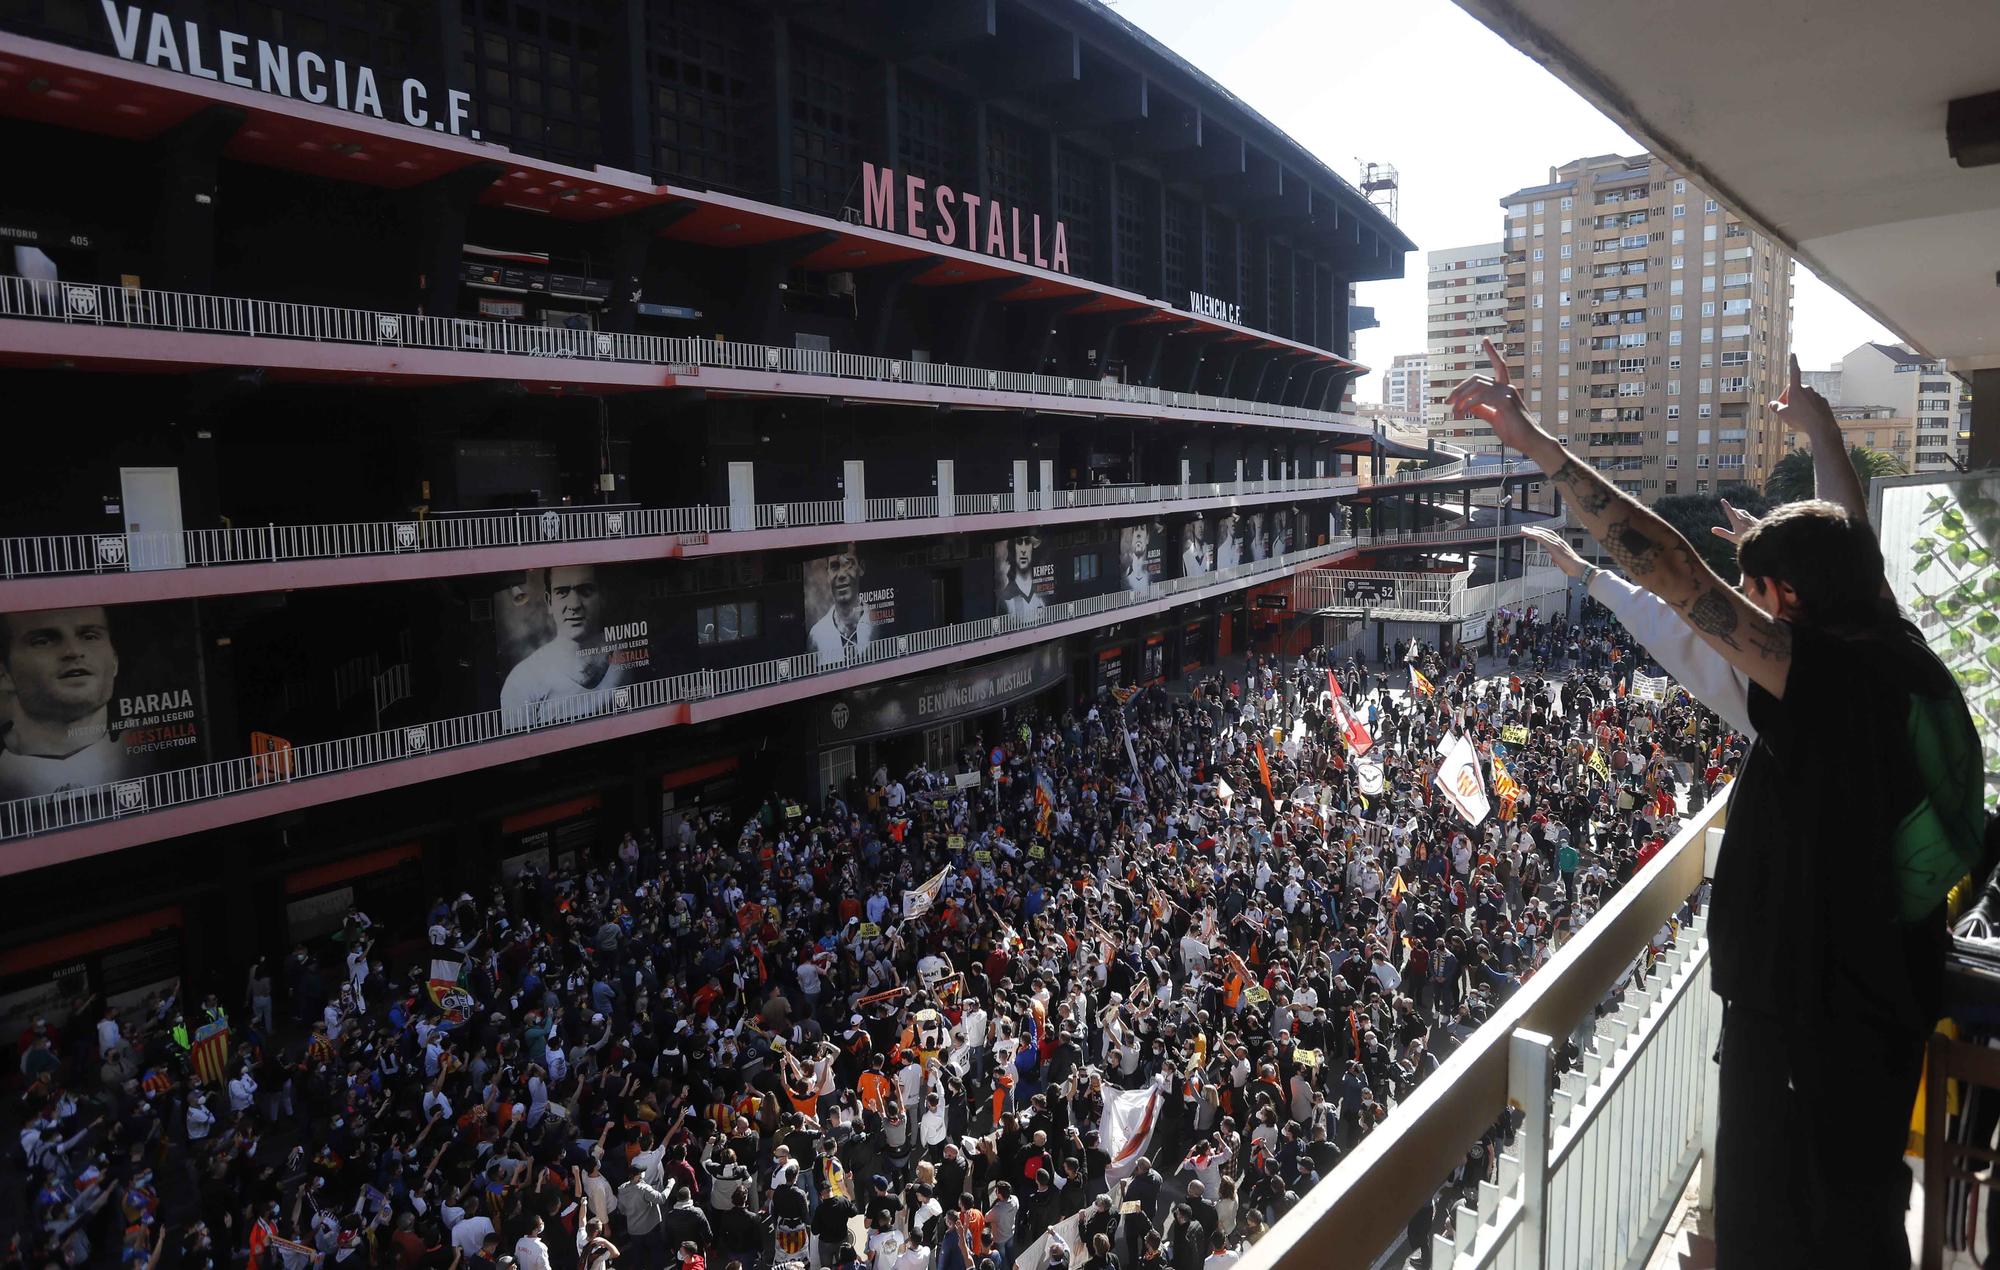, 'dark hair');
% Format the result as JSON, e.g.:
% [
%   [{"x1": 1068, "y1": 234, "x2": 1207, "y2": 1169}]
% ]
[{"x1": 1735, "y1": 500, "x2": 1892, "y2": 630}]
